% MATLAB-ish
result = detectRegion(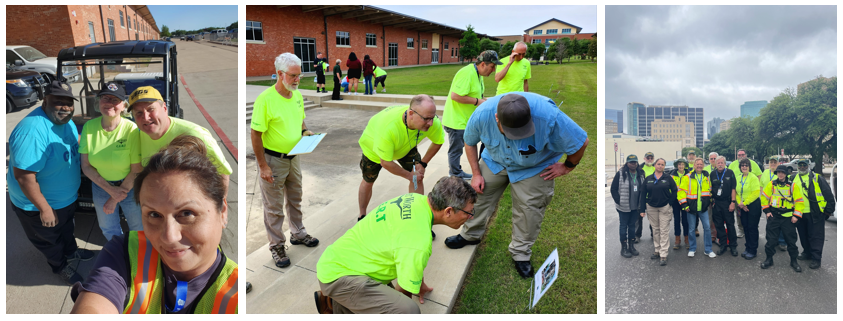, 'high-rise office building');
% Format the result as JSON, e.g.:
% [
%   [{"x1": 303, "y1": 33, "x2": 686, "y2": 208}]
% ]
[
  {"x1": 630, "y1": 104, "x2": 705, "y2": 148},
  {"x1": 707, "y1": 117, "x2": 726, "y2": 138},
  {"x1": 651, "y1": 116, "x2": 696, "y2": 148},
  {"x1": 606, "y1": 109, "x2": 623, "y2": 133},
  {"x1": 606, "y1": 119, "x2": 618, "y2": 134},
  {"x1": 626, "y1": 102, "x2": 644, "y2": 135},
  {"x1": 740, "y1": 101, "x2": 767, "y2": 118}
]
